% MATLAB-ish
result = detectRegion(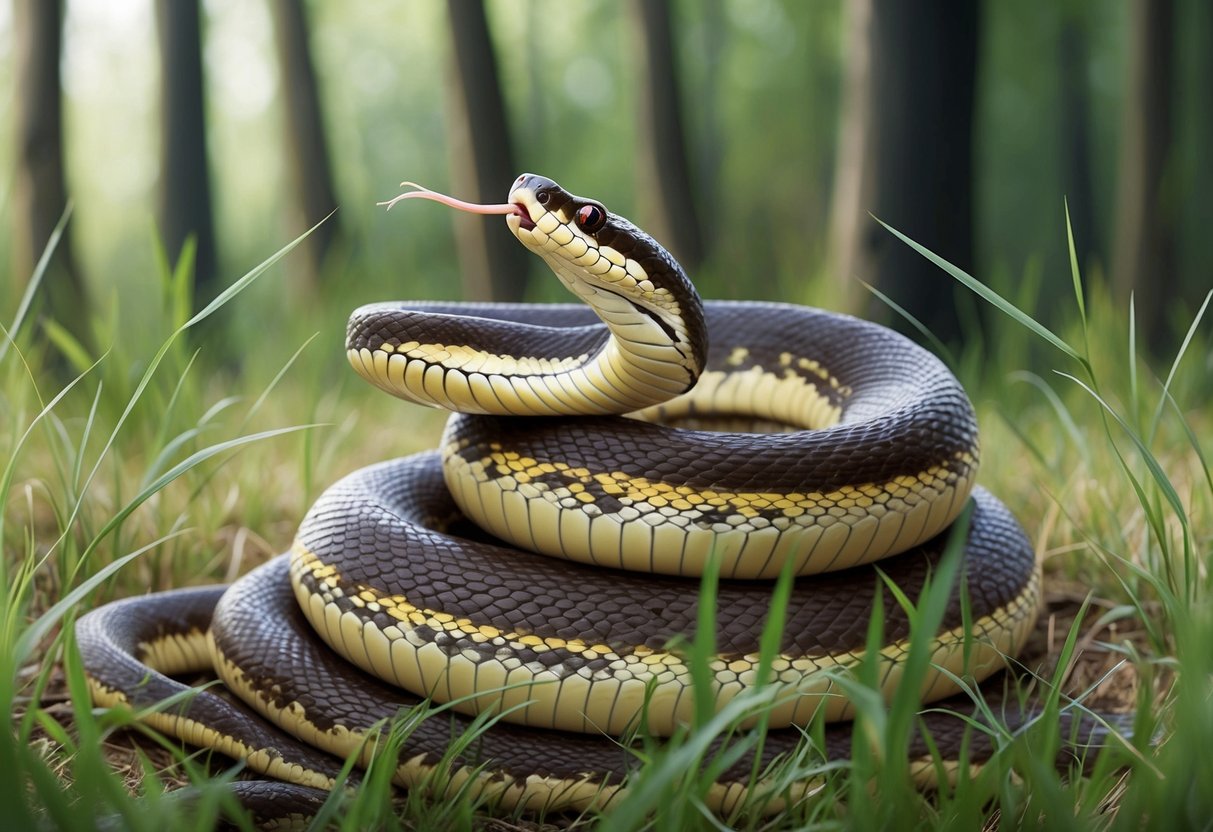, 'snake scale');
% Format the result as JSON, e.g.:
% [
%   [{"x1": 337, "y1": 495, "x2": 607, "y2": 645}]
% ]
[{"x1": 75, "y1": 175, "x2": 1114, "y2": 823}]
